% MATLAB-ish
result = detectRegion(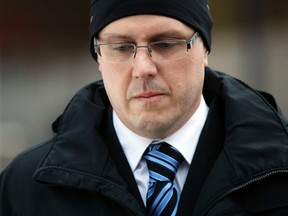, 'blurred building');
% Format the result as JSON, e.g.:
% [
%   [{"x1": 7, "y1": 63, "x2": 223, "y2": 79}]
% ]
[{"x1": 1, "y1": 0, "x2": 288, "y2": 170}]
